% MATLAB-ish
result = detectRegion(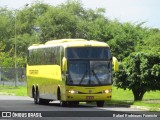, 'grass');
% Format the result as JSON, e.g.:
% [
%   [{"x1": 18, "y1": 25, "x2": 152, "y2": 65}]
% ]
[
  {"x1": 0, "y1": 85, "x2": 27, "y2": 96},
  {"x1": 134, "y1": 101, "x2": 160, "y2": 108},
  {"x1": 112, "y1": 86, "x2": 134, "y2": 100},
  {"x1": 106, "y1": 86, "x2": 160, "y2": 110},
  {"x1": 112, "y1": 86, "x2": 160, "y2": 101},
  {"x1": 0, "y1": 85, "x2": 160, "y2": 110}
]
